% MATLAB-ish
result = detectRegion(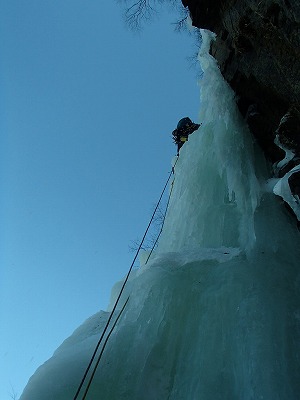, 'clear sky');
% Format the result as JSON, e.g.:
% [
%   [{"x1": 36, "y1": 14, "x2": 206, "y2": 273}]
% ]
[{"x1": 0, "y1": 1, "x2": 200, "y2": 398}]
